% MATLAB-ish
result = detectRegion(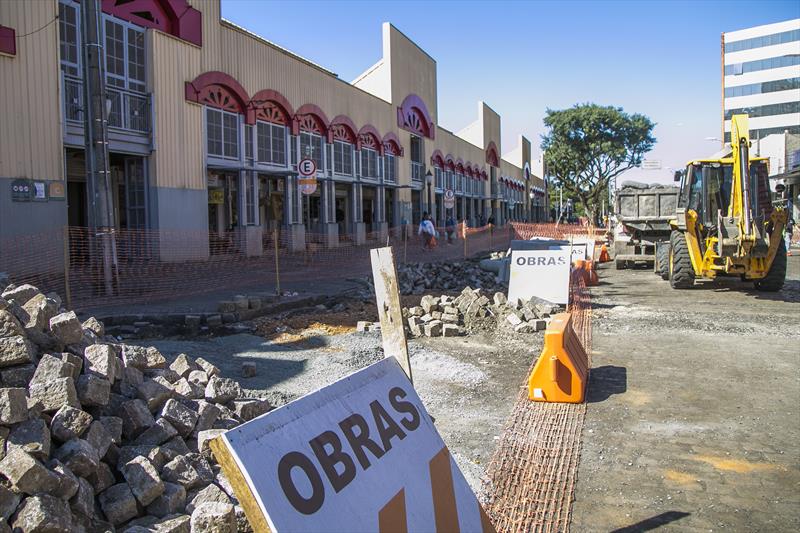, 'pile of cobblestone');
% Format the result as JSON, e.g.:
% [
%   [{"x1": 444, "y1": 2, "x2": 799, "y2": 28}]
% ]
[
  {"x1": 396, "y1": 259, "x2": 504, "y2": 295},
  {"x1": 0, "y1": 281, "x2": 266, "y2": 532},
  {"x1": 403, "y1": 288, "x2": 564, "y2": 338}
]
